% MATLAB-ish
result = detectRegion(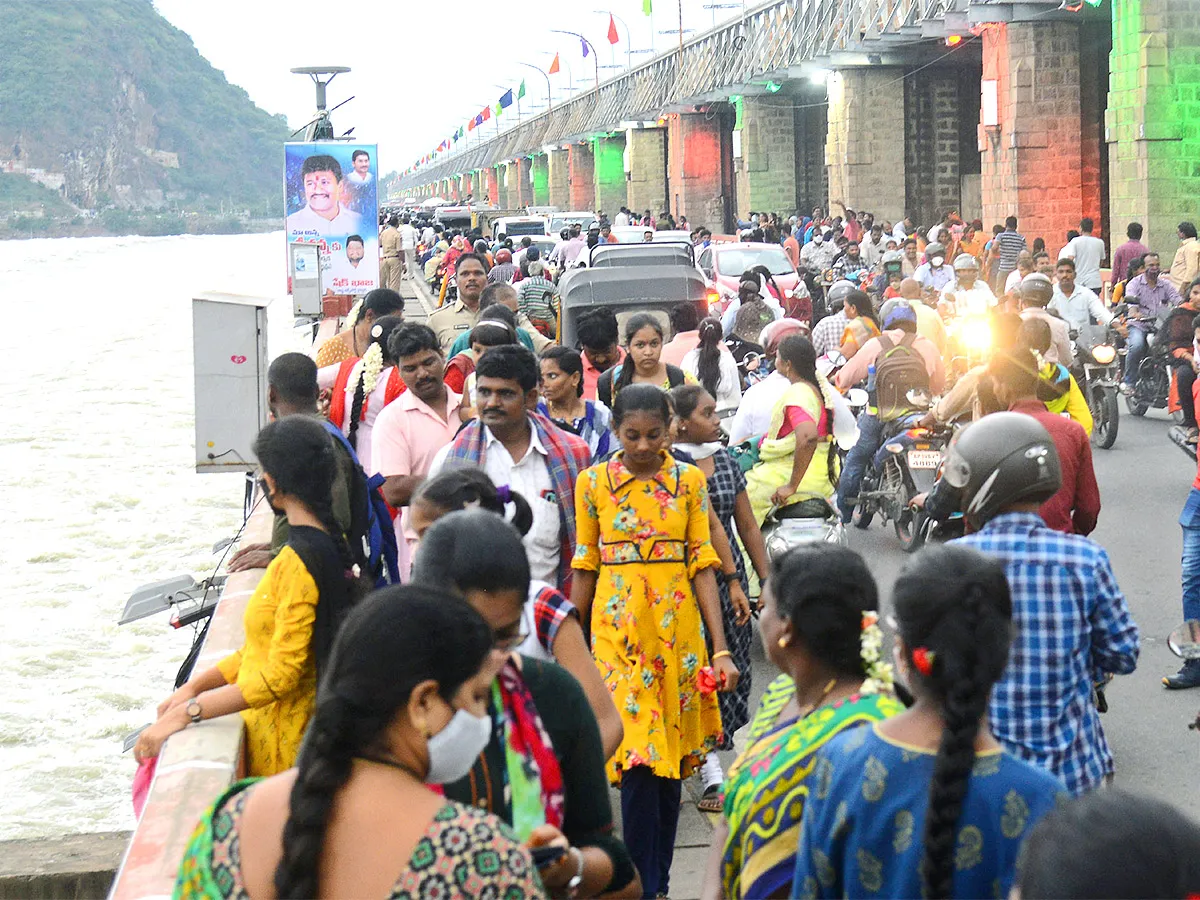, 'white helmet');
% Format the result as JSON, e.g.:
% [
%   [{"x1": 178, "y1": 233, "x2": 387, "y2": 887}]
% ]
[{"x1": 953, "y1": 253, "x2": 979, "y2": 272}]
